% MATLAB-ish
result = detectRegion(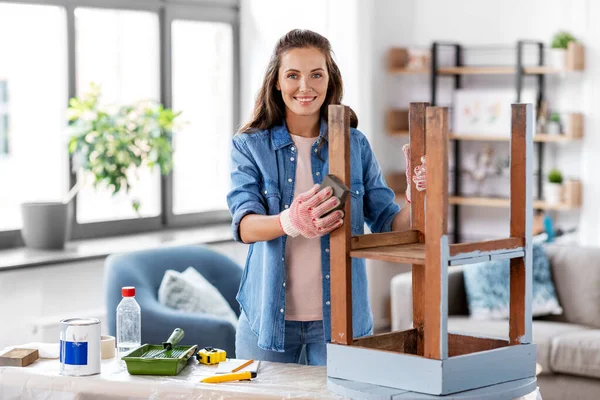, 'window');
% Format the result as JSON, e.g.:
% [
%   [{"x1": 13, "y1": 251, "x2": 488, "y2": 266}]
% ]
[
  {"x1": 74, "y1": 7, "x2": 160, "y2": 223},
  {"x1": 171, "y1": 20, "x2": 234, "y2": 215},
  {"x1": 0, "y1": 3, "x2": 68, "y2": 231},
  {"x1": 0, "y1": 0, "x2": 239, "y2": 249}
]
